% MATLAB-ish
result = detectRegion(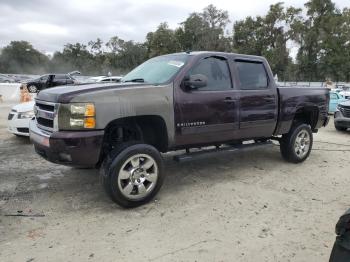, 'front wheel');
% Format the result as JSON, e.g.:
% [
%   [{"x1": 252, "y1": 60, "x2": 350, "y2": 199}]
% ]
[
  {"x1": 27, "y1": 85, "x2": 38, "y2": 93},
  {"x1": 280, "y1": 123, "x2": 313, "y2": 163},
  {"x1": 100, "y1": 143, "x2": 164, "y2": 208}
]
